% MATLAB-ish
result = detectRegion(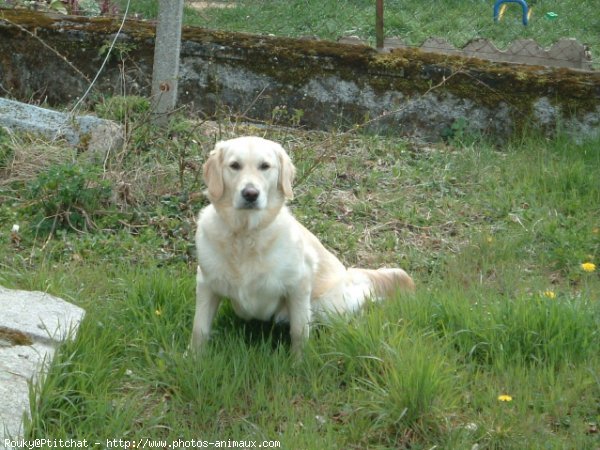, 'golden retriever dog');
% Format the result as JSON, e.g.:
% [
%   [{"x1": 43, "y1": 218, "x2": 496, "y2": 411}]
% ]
[{"x1": 191, "y1": 136, "x2": 414, "y2": 355}]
